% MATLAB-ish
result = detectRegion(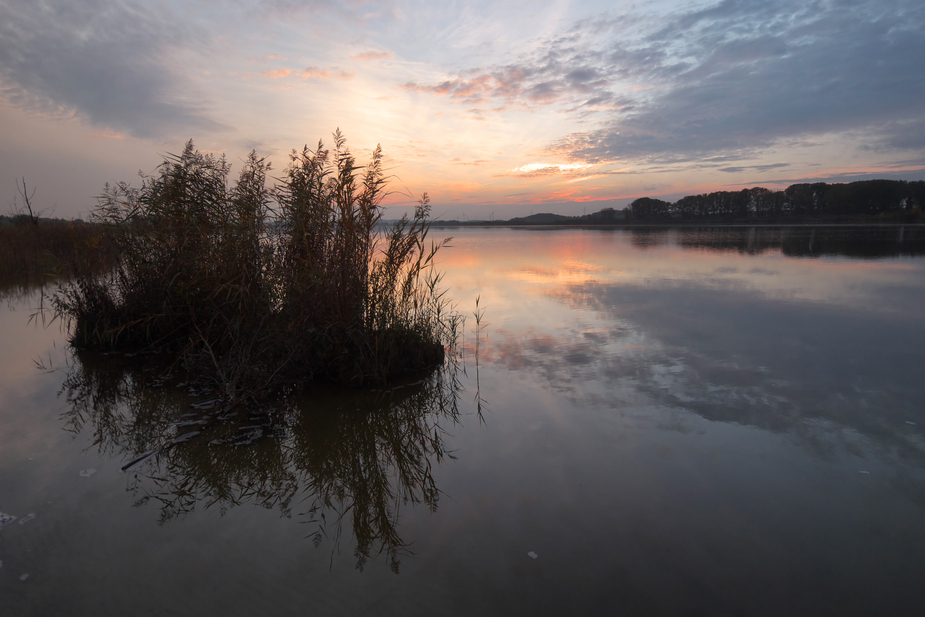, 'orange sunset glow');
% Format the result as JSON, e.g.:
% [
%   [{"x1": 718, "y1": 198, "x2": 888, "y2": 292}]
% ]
[{"x1": 1, "y1": 0, "x2": 923, "y2": 220}]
